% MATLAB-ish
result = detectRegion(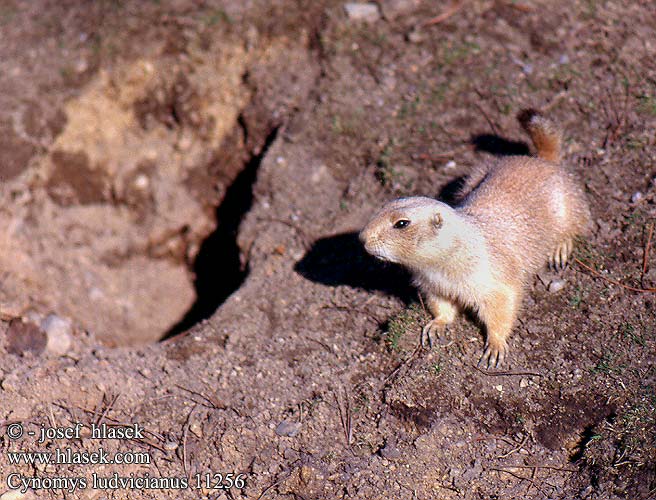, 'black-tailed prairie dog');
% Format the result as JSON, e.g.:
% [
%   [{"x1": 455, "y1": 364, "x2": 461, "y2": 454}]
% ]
[{"x1": 360, "y1": 110, "x2": 590, "y2": 368}]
